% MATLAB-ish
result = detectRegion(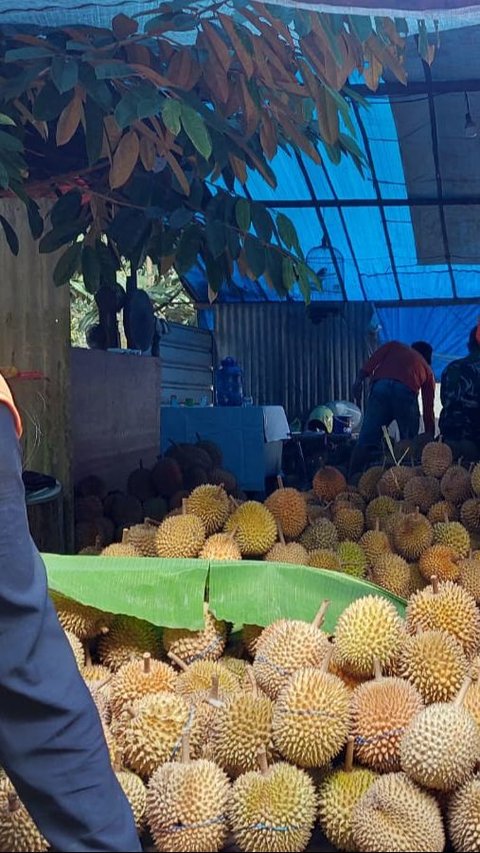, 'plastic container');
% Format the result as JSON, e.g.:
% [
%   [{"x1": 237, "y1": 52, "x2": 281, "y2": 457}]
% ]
[{"x1": 216, "y1": 357, "x2": 244, "y2": 407}]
